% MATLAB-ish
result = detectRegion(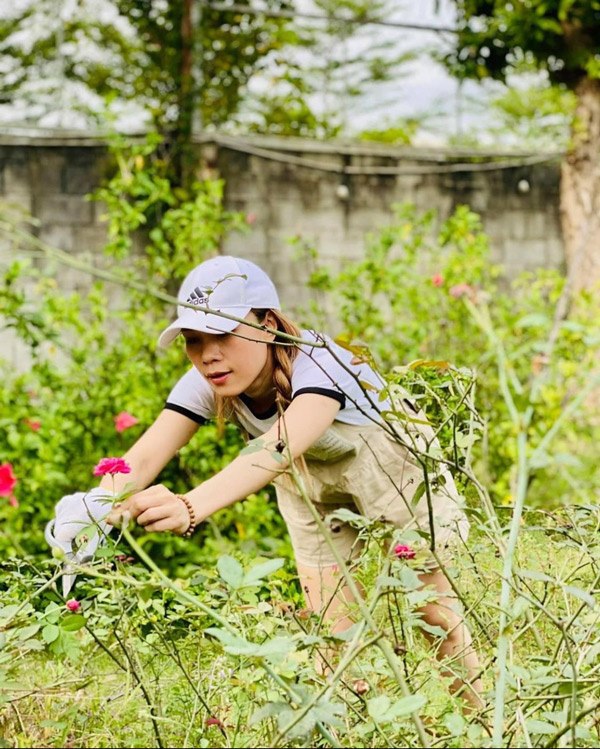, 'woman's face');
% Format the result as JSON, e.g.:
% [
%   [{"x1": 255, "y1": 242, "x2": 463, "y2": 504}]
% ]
[{"x1": 182, "y1": 312, "x2": 276, "y2": 401}]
